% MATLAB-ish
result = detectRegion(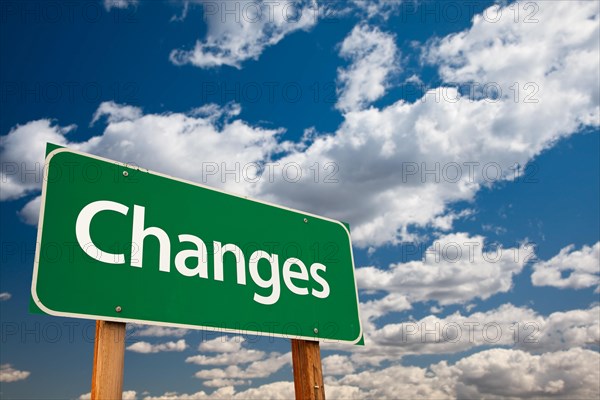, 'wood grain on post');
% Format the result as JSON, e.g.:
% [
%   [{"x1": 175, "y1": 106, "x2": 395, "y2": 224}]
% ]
[
  {"x1": 91, "y1": 321, "x2": 126, "y2": 400},
  {"x1": 291, "y1": 339, "x2": 325, "y2": 400}
]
